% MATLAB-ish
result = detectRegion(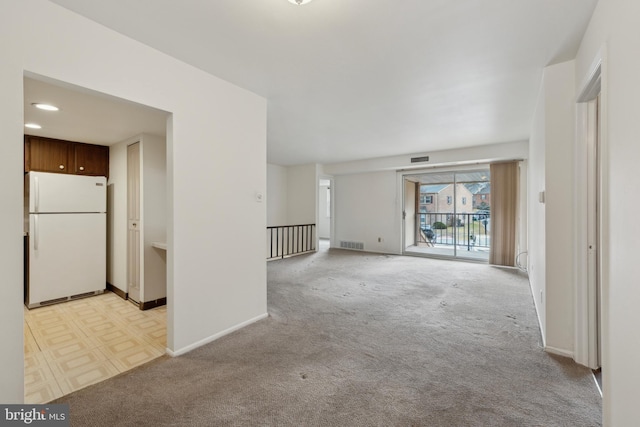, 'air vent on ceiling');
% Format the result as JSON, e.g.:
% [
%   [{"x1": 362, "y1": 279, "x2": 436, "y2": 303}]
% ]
[
  {"x1": 410, "y1": 156, "x2": 430, "y2": 163},
  {"x1": 340, "y1": 241, "x2": 364, "y2": 250}
]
